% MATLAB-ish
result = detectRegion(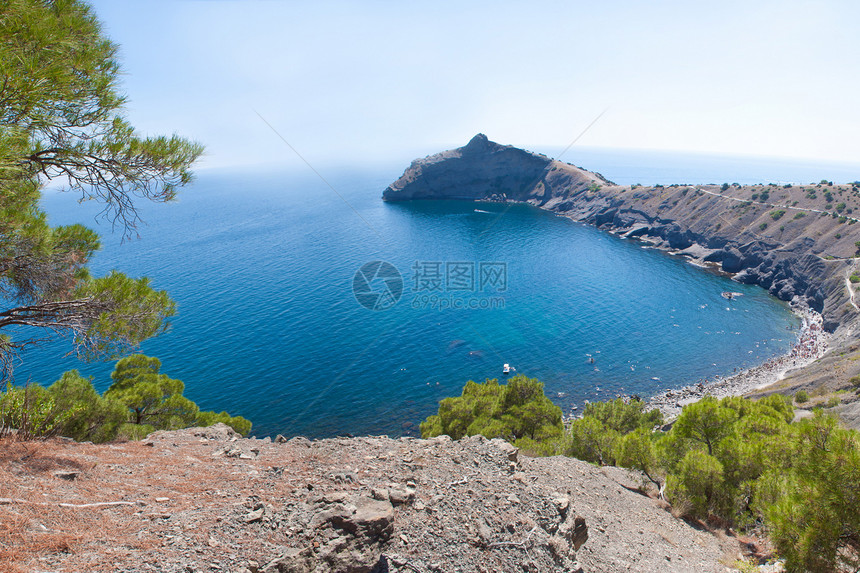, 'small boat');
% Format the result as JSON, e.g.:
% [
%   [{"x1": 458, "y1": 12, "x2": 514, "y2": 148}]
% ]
[
  {"x1": 721, "y1": 291, "x2": 744, "y2": 300},
  {"x1": 502, "y1": 363, "x2": 512, "y2": 374}
]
